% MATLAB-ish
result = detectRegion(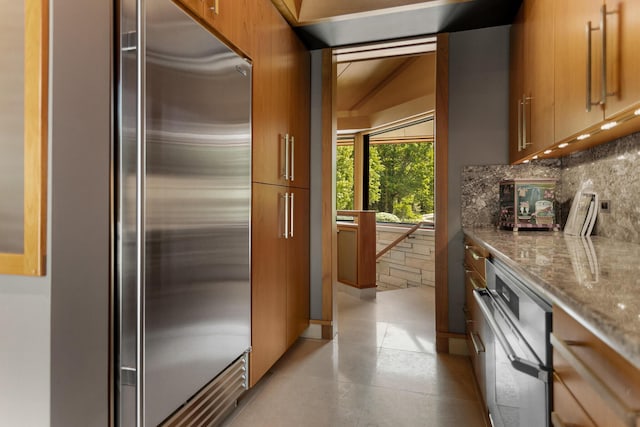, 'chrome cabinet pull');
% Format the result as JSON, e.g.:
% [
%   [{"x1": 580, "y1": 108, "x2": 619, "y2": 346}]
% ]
[
  {"x1": 282, "y1": 193, "x2": 289, "y2": 239},
  {"x1": 467, "y1": 246, "x2": 484, "y2": 261},
  {"x1": 284, "y1": 134, "x2": 290, "y2": 180},
  {"x1": 469, "y1": 274, "x2": 483, "y2": 291},
  {"x1": 517, "y1": 97, "x2": 523, "y2": 151},
  {"x1": 551, "y1": 333, "x2": 639, "y2": 427},
  {"x1": 523, "y1": 96, "x2": 532, "y2": 149},
  {"x1": 290, "y1": 135, "x2": 295, "y2": 182},
  {"x1": 586, "y1": 19, "x2": 598, "y2": 111},
  {"x1": 470, "y1": 331, "x2": 485, "y2": 355},
  {"x1": 289, "y1": 192, "x2": 294, "y2": 238}
]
